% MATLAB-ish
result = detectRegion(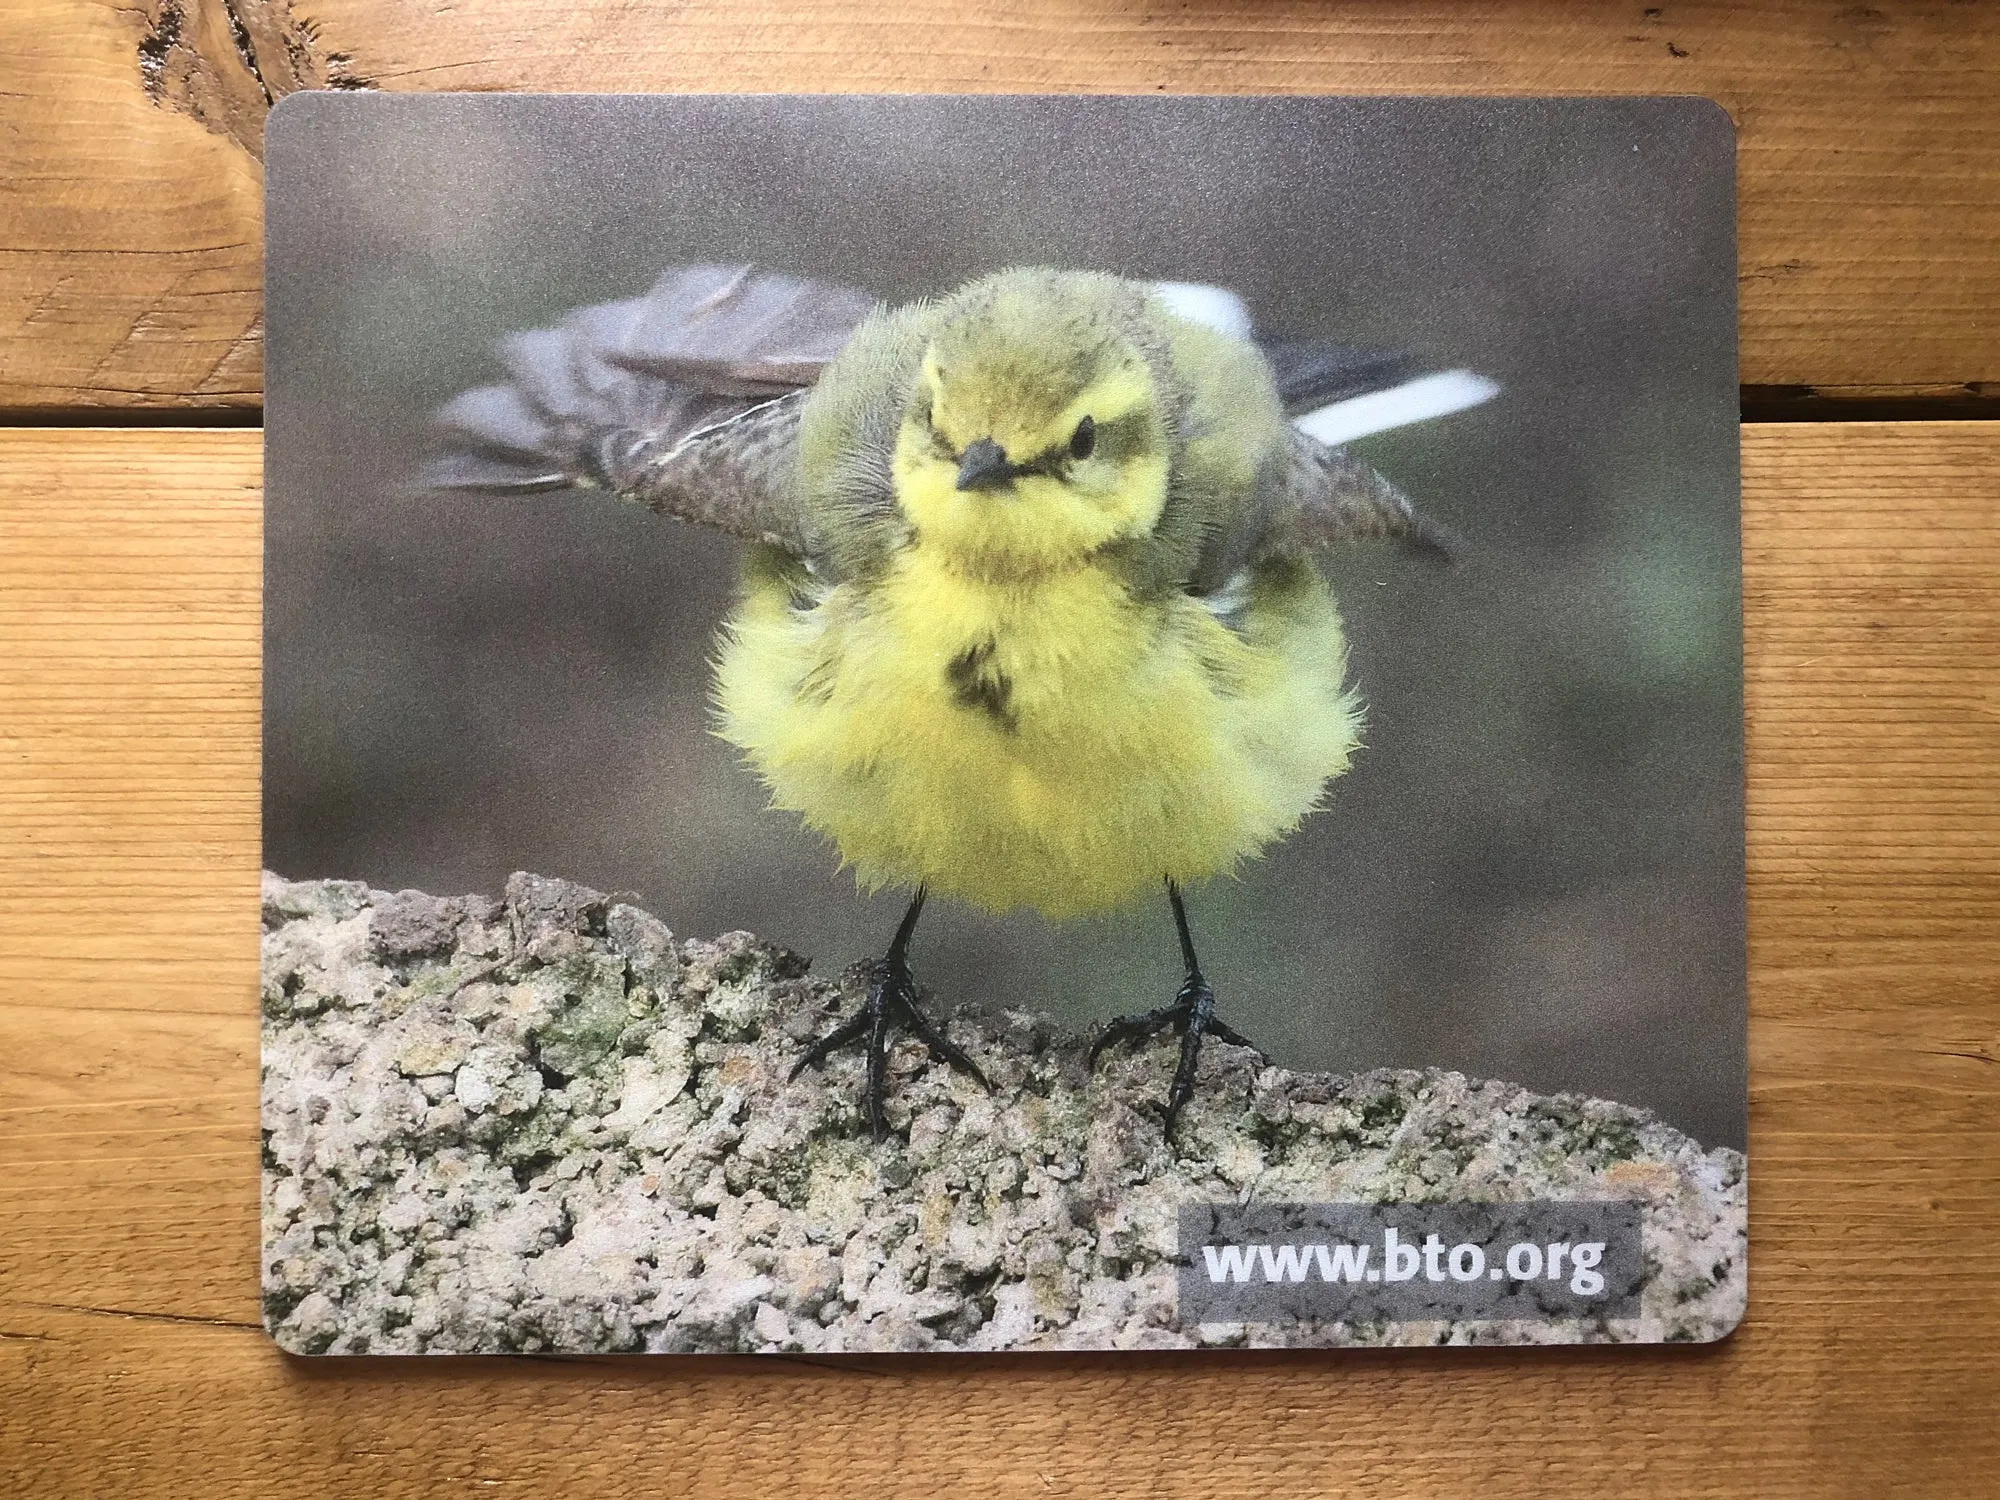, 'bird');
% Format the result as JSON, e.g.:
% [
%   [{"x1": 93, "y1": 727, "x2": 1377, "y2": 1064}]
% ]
[{"x1": 426, "y1": 263, "x2": 1494, "y2": 1144}]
